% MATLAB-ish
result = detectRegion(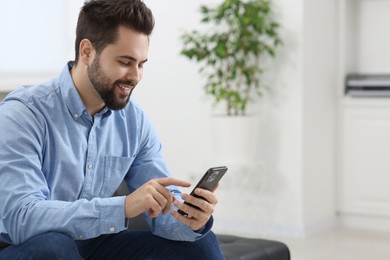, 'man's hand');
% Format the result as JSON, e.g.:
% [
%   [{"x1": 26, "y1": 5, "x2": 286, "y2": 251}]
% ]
[
  {"x1": 125, "y1": 178, "x2": 191, "y2": 218},
  {"x1": 171, "y1": 186, "x2": 219, "y2": 231}
]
